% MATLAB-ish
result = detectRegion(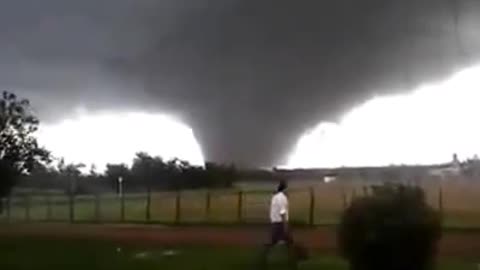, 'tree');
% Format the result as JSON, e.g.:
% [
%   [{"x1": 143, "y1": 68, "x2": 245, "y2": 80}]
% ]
[
  {"x1": 105, "y1": 163, "x2": 130, "y2": 192},
  {"x1": 203, "y1": 162, "x2": 237, "y2": 188},
  {"x1": 338, "y1": 184, "x2": 442, "y2": 270},
  {"x1": 0, "y1": 91, "x2": 50, "y2": 212},
  {"x1": 128, "y1": 153, "x2": 237, "y2": 191},
  {"x1": 56, "y1": 160, "x2": 86, "y2": 194},
  {"x1": 131, "y1": 152, "x2": 163, "y2": 190}
]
